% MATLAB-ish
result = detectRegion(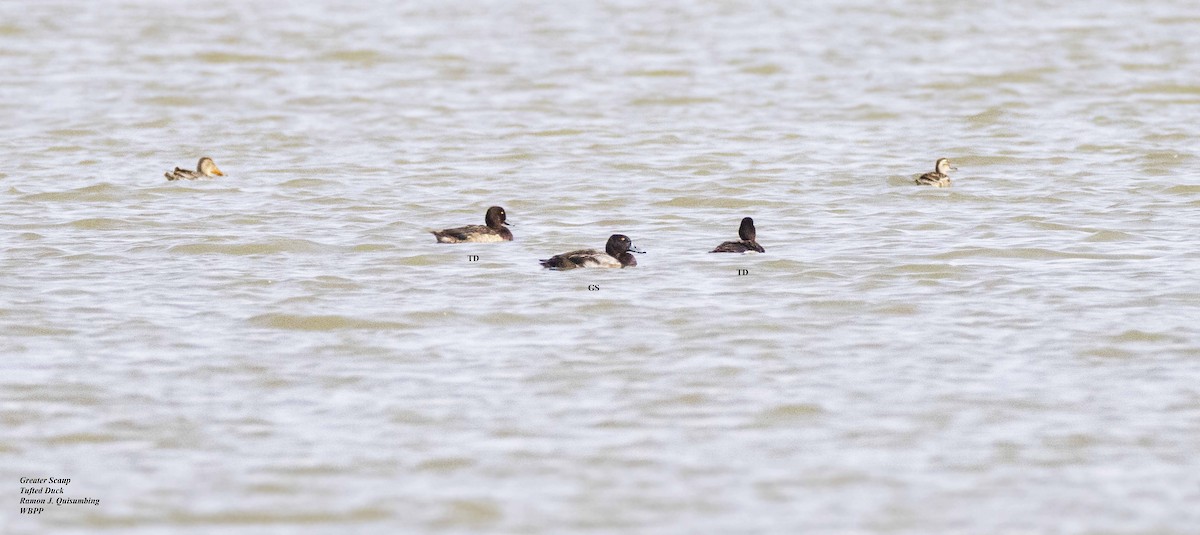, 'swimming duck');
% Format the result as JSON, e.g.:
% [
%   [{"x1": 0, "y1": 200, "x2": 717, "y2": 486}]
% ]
[
  {"x1": 711, "y1": 217, "x2": 765, "y2": 253},
  {"x1": 540, "y1": 234, "x2": 644, "y2": 269},
  {"x1": 915, "y1": 158, "x2": 956, "y2": 187},
  {"x1": 165, "y1": 157, "x2": 225, "y2": 181},
  {"x1": 431, "y1": 206, "x2": 513, "y2": 243}
]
